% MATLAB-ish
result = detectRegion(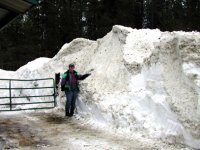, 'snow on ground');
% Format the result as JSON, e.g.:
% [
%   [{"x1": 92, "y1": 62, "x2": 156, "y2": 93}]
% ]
[{"x1": 0, "y1": 25, "x2": 200, "y2": 149}]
